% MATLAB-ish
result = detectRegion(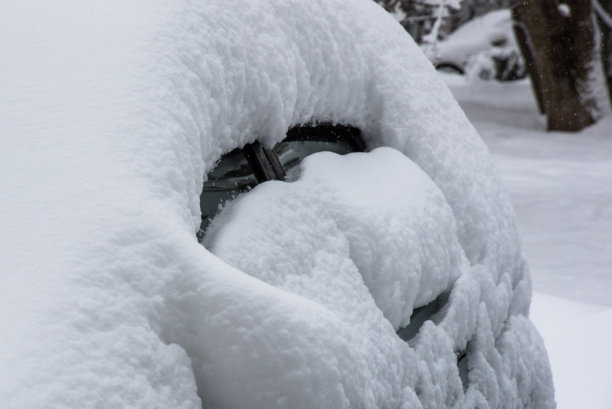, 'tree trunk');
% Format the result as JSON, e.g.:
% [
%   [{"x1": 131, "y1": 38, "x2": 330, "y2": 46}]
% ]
[
  {"x1": 595, "y1": 0, "x2": 612, "y2": 105},
  {"x1": 512, "y1": 0, "x2": 606, "y2": 131}
]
